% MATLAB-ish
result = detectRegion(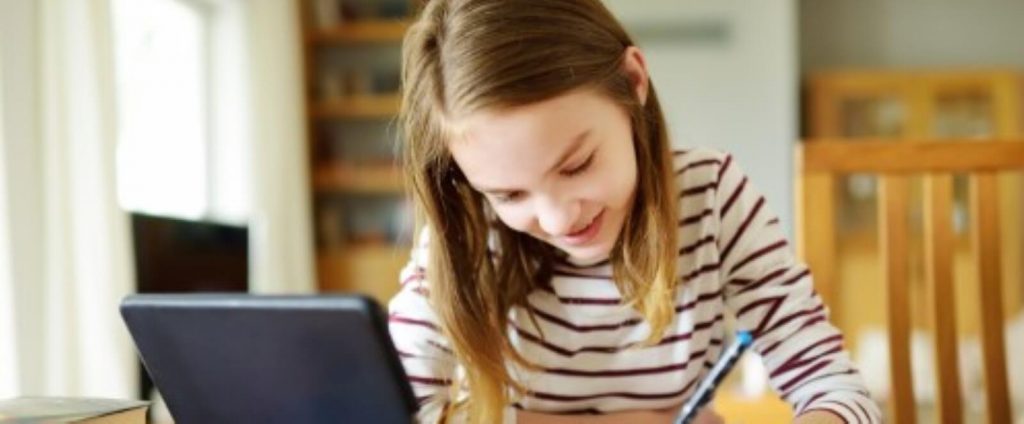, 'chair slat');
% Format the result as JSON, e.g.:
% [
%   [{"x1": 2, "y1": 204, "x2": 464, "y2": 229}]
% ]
[
  {"x1": 879, "y1": 175, "x2": 916, "y2": 424},
  {"x1": 923, "y1": 174, "x2": 963, "y2": 424},
  {"x1": 970, "y1": 173, "x2": 1012, "y2": 424},
  {"x1": 799, "y1": 140, "x2": 1024, "y2": 173},
  {"x1": 795, "y1": 172, "x2": 839, "y2": 311}
]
